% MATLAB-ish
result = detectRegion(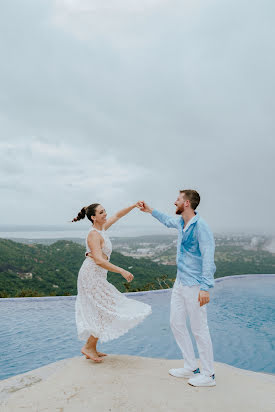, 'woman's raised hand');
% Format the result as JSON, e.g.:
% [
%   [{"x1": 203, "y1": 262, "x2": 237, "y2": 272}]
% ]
[
  {"x1": 121, "y1": 269, "x2": 134, "y2": 283},
  {"x1": 135, "y1": 201, "x2": 144, "y2": 209}
]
